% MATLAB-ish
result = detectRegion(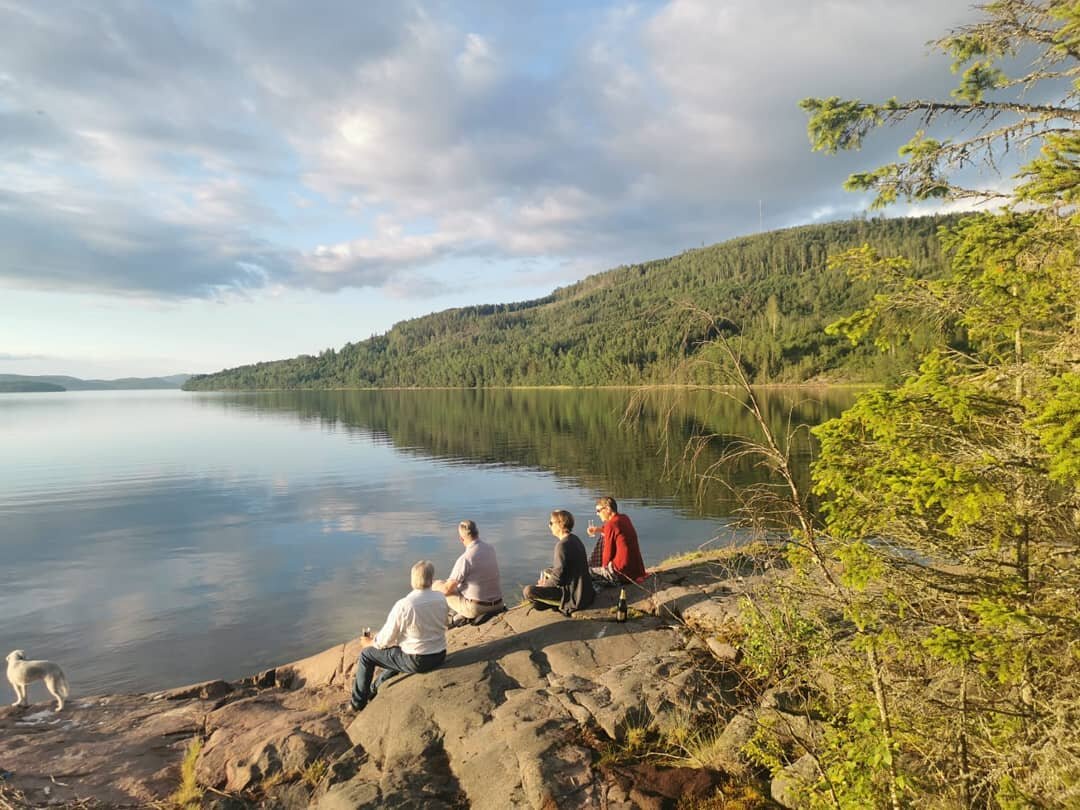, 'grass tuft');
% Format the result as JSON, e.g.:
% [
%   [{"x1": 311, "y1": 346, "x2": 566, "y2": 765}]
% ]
[
  {"x1": 675, "y1": 783, "x2": 769, "y2": 809},
  {"x1": 169, "y1": 737, "x2": 204, "y2": 809},
  {"x1": 596, "y1": 714, "x2": 656, "y2": 767},
  {"x1": 661, "y1": 716, "x2": 726, "y2": 770},
  {"x1": 659, "y1": 539, "x2": 784, "y2": 570},
  {"x1": 303, "y1": 758, "x2": 329, "y2": 787}
]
